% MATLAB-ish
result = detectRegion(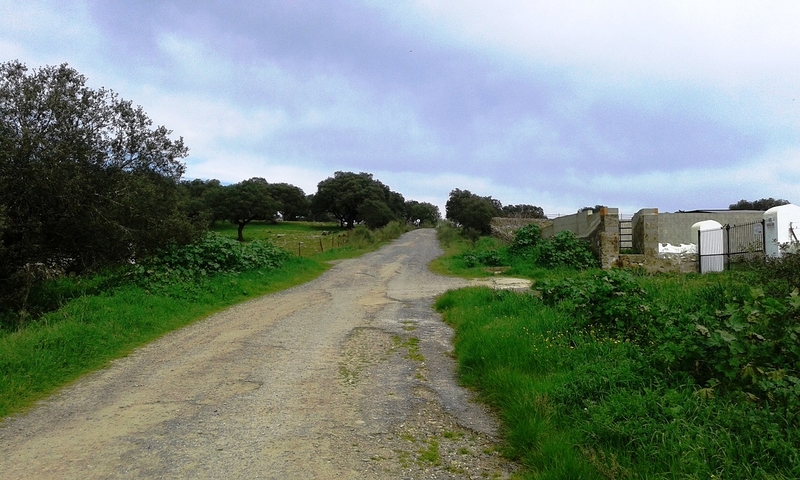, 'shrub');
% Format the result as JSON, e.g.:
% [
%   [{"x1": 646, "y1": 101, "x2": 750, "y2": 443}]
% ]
[
  {"x1": 460, "y1": 249, "x2": 506, "y2": 268},
  {"x1": 747, "y1": 251, "x2": 800, "y2": 293},
  {"x1": 436, "y1": 222, "x2": 460, "y2": 247},
  {"x1": 535, "y1": 231, "x2": 598, "y2": 269},
  {"x1": 510, "y1": 223, "x2": 542, "y2": 253},
  {"x1": 538, "y1": 269, "x2": 649, "y2": 340},
  {"x1": 538, "y1": 269, "x2": 800, "y2": 409},
  {"x1": 375, "y1": 221, "x2": 407, "y2": 242},
  {"x1": 130, "y1": 232, "x2": 290, "y2": 288},
  {"x1": 349, "y1": 225, "x2": 375, "y2": 247}
]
